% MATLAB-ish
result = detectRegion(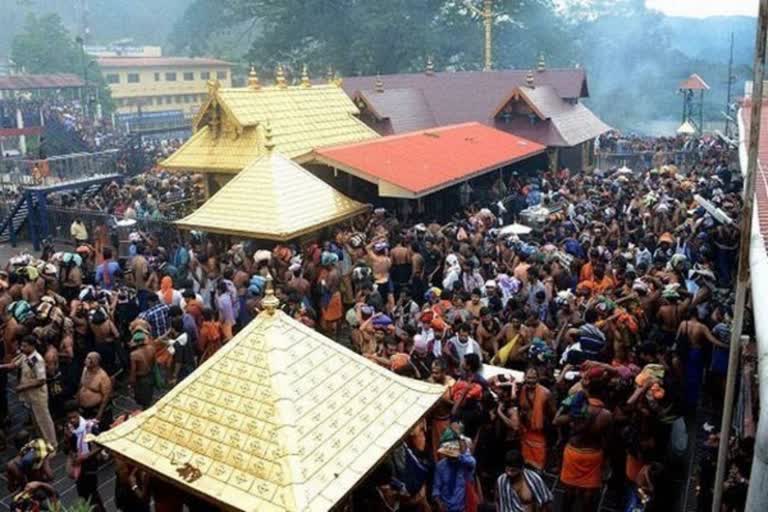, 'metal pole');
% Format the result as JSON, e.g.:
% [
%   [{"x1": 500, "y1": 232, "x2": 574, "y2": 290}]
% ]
[
  {"x1": 483, "y1": 0, "x2": 493, "y2": 71},
  {"x1": 712, "y1": 1, "x2": 768, "y2": 510},
  {"x1": 726, "y1": 32, "x2": 735, "y2": 137}
]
